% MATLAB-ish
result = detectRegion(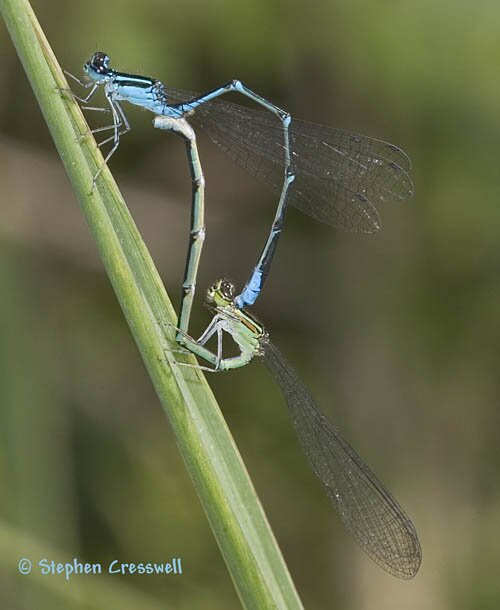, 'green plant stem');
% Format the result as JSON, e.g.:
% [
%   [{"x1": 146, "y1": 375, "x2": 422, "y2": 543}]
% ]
[{"x1": 0, "y1": 0, "x2": 305, "y2": 608}]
